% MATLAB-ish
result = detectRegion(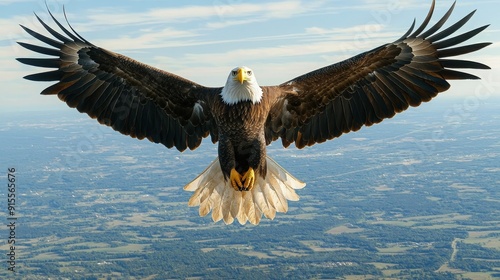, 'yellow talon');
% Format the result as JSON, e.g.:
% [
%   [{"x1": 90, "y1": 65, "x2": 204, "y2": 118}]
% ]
[
  {"x1": 241, "y1": 167, "x2": 255, "y2": 191},
  {"x1": 229, "y1": 168, "x2": 255, "y2": 191},
  {"x1": 230, "y1": 168, "x2": 243, "y2": 191}
]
